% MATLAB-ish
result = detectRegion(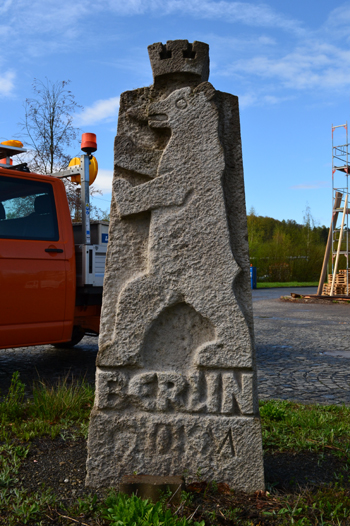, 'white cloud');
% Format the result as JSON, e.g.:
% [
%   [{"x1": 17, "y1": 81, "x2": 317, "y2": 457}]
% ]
[
  {"x1": 0, "y1": 0, "x2": 13, "y2": 14},
  {"x1": 0, "y1": 70, "x2": 15, "y2": 97},
  {"x1": 102, "y1": 0, "x2": 303, "y2": 33},
  {"x1": 0, "y1": 0, "x2": 89, "y2": 55},
  {"x1": 75, "y1": 96, "x2": 120, "y2": 126},
  {"x1": 238, "y1": 93, "x2": 258, "y2": 109},
  {"x1": 1, "y1": 1, "x2": 349, "y2": 103},
  {"x1": 290, "y1": 181, "x2": 330, "y2": 190},
  {"x1": 208, "y1": 5, "x2": 350, "y2": 98},
  {"x1": 93, "y1": 168, "x2": 113, "y2": 193},
  {"x1": 226, "y1": 38, "x2": 350, "y2": 92},
  {"x1": 323, "y1": 4, "x2": 350, "y2": 38},
  {"x1": 238, "y1": 92, "x2": 292, "y2": 109},
  {"x1": 0, "y1": 0, "x2": 303, "y2": 49},
  {"x1": 185, "y1": 1, "x2": 303, "y2": 34}
]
